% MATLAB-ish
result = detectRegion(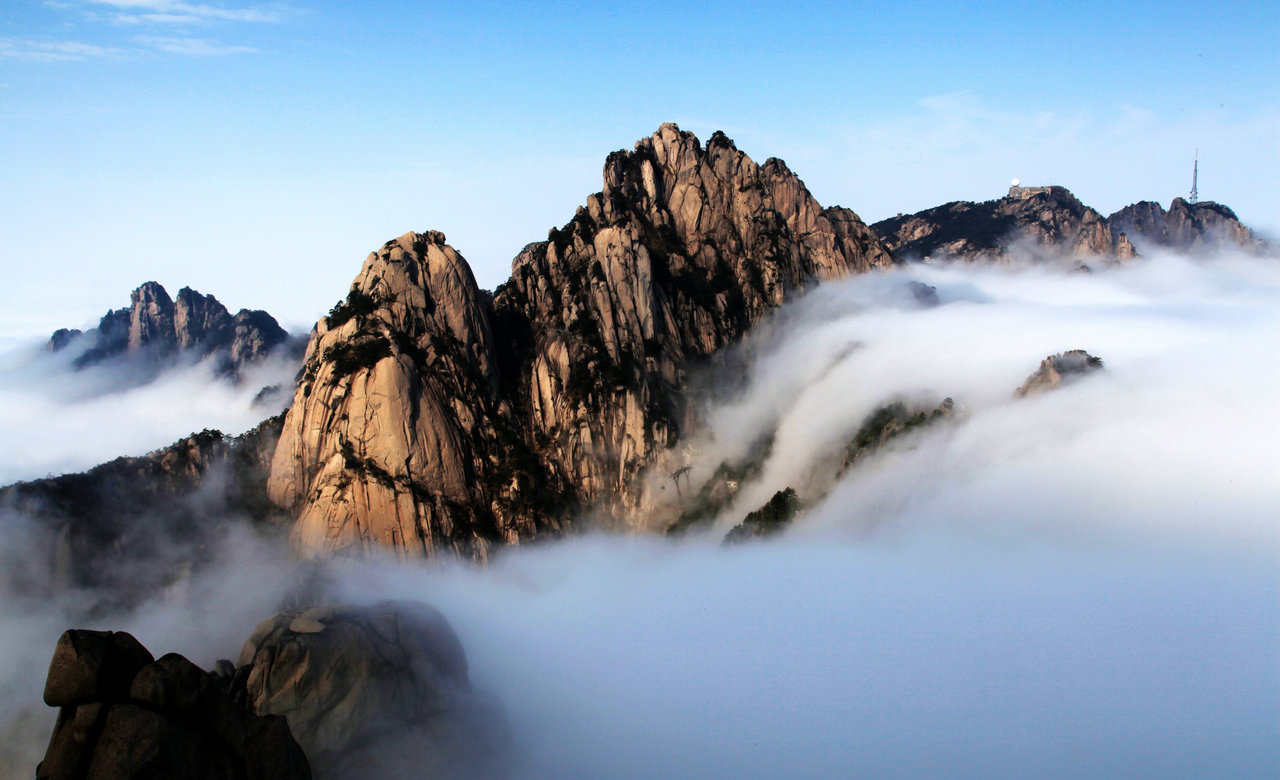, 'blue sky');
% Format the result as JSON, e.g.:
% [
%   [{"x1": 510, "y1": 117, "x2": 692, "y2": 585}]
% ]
[{"x1": 2, "y1": 0, "x2": 1277, "y2": 339}]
